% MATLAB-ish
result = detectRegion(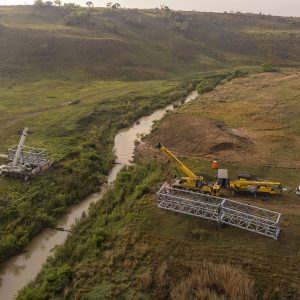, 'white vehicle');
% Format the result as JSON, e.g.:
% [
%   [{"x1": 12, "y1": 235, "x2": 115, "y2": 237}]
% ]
[{"x1": 296, "y1": 186, "x2": 300, "y2": 196}]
